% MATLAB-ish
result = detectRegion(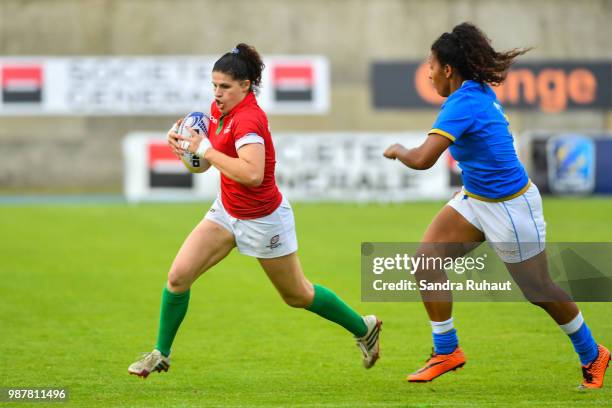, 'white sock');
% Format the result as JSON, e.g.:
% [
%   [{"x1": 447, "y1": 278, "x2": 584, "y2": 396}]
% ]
[
  {"x1": 431, "y1": 317, "x2": 454, "y2": 334},
  {"x1": 559, "y1": 312, "x2": 584, "y2": 335}
]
